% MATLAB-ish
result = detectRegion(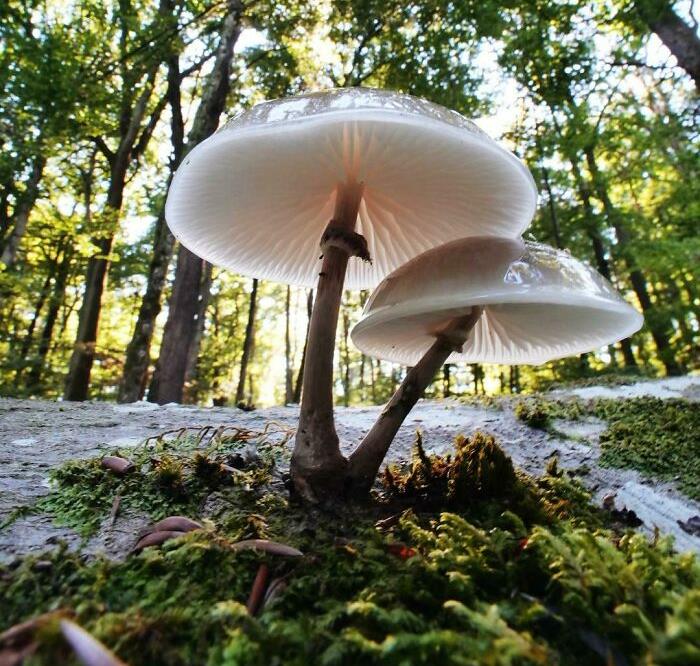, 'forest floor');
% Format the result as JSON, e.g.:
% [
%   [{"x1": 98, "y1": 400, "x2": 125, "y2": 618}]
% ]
[{"x1": 1, "y1": 374, "x2": 699, "y2": 561}]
